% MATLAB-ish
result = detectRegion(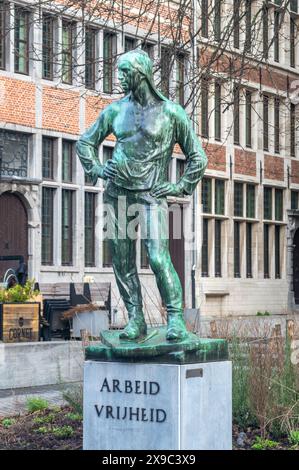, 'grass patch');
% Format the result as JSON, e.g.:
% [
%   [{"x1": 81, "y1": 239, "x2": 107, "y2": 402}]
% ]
[{"x1": 26, "y1": 397, "x2": 49, "y2": 413}]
